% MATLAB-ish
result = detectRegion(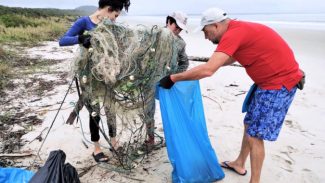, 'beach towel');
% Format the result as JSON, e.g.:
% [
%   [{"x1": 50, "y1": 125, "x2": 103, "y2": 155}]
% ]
[{"x1": 157, "y1": 80, "x2": 225, "y2": 183}]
